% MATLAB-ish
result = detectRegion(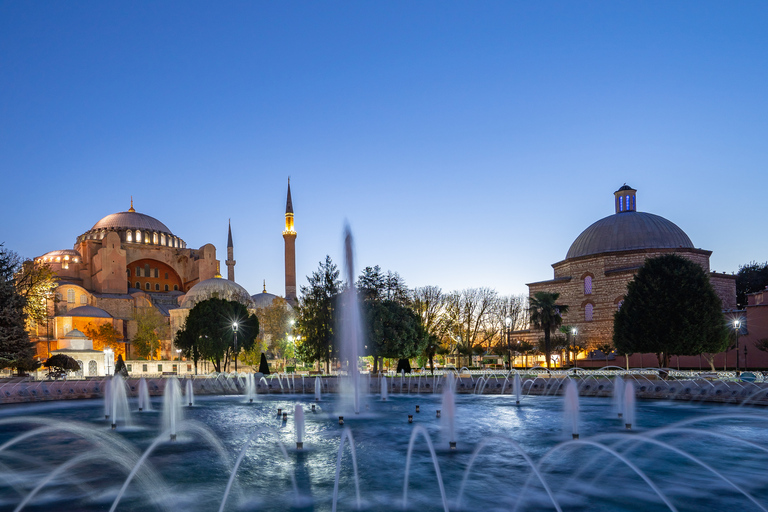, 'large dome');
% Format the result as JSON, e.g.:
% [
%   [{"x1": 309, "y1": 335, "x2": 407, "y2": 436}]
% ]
[
  {"x1": 91, "y1": 211, "x2": 172, "y2": 234},
  {"x1": 566, "y1": 211, "x2": 694, "y2": 260},
  {"x1": 181, "y1": 277, "x2": 254, "y2": 309}
]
